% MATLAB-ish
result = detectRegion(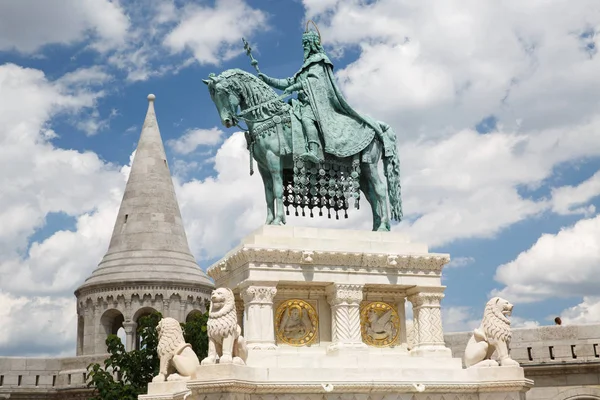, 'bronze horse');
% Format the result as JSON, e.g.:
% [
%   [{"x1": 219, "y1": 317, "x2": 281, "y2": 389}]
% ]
[{"x1": 204, "y1": 69, "x2": 402, "y2": 231}]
